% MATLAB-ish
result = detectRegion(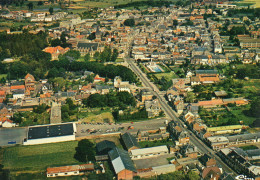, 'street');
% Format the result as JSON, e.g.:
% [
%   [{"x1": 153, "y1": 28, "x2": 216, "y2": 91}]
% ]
[{"x1": 126, "y1": 58, "x2": 238, "y2": 176}]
